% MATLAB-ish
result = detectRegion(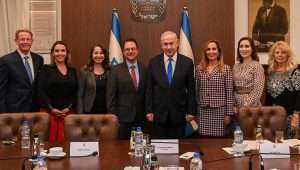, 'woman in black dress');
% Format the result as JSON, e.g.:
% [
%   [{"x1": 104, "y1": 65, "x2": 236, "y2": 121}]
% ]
[
  {"x1": 77, "y1": 44, "x2": 109, "y2": 114},
  {"x1": 266, "y1": 41, "x2": 300, "y2": 138},
  {"x1": 38, "y1": 41, "x2": 77, "y2": 142}
]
